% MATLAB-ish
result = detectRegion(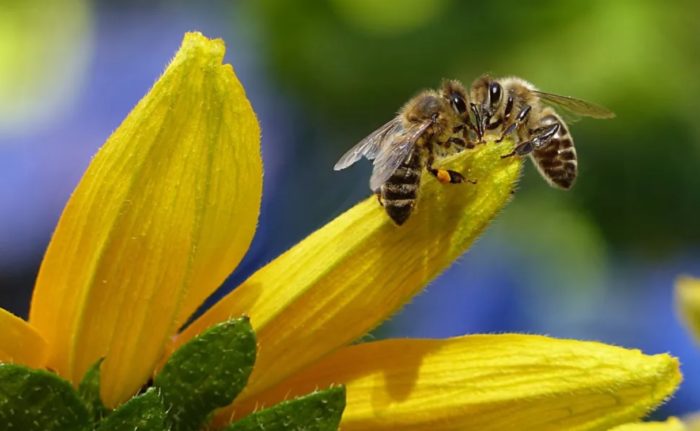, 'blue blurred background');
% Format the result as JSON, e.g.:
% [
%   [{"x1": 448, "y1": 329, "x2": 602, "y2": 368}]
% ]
[{"x1": 1, "y1": 0, "x2": 698, "y2": 417}]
